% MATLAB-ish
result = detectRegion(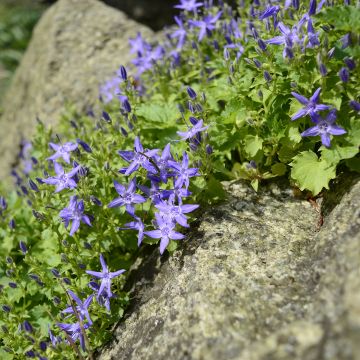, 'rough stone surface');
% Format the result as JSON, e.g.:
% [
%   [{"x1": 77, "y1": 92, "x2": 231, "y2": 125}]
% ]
[
  {"x1": 98, "y1": 175, "x2": 360, "y2": 360},
  {"x1": 0, "y1": 0, "x2": 152, "y2": 181}
]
